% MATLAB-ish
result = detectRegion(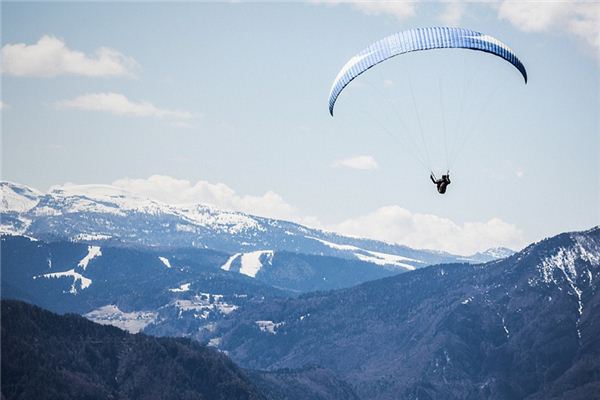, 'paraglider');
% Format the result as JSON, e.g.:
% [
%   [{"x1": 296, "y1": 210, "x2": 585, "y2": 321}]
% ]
[
  {"x1": 430, "y1": 172, "x2": 451, "y2": 194},
  {"x1": 328, "y1": 27, "x2": 527, "y2": 195}
]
